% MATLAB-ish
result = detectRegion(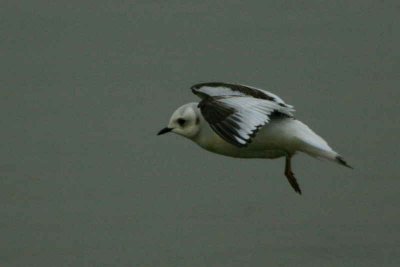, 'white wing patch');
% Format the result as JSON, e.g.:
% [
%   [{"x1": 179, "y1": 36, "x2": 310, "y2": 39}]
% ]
[
  {"x1": 192, "y1": 82, "x2": 295, "y2": 147},
  {"x1": 241, "y1": 84, "x2": 292, "y2": 108},
  {"x1": 193, "y1": 85, "x2": 244, "y2": 98}
]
